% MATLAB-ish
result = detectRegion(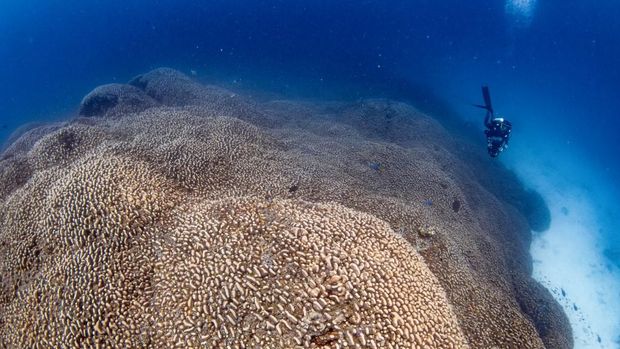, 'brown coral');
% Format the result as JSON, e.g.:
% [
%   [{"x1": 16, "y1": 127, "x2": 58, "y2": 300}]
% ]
[
  {"x1": 0, "y1": 149, "x2": 467, "y2": 347},
  {"x1": 0, "y1": 68, "x2": 572, "y2": 348}
]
